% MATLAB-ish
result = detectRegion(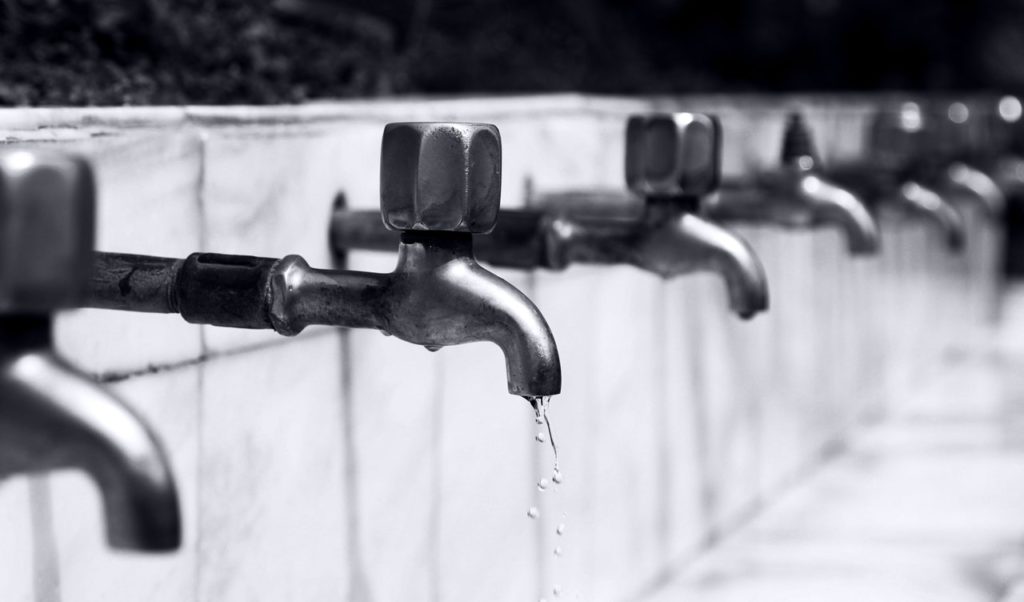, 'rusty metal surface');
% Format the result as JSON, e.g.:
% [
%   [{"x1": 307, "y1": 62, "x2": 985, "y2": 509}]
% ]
[{"x1": 86, "y1": 252, "x2": 183, "y2": 313}]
